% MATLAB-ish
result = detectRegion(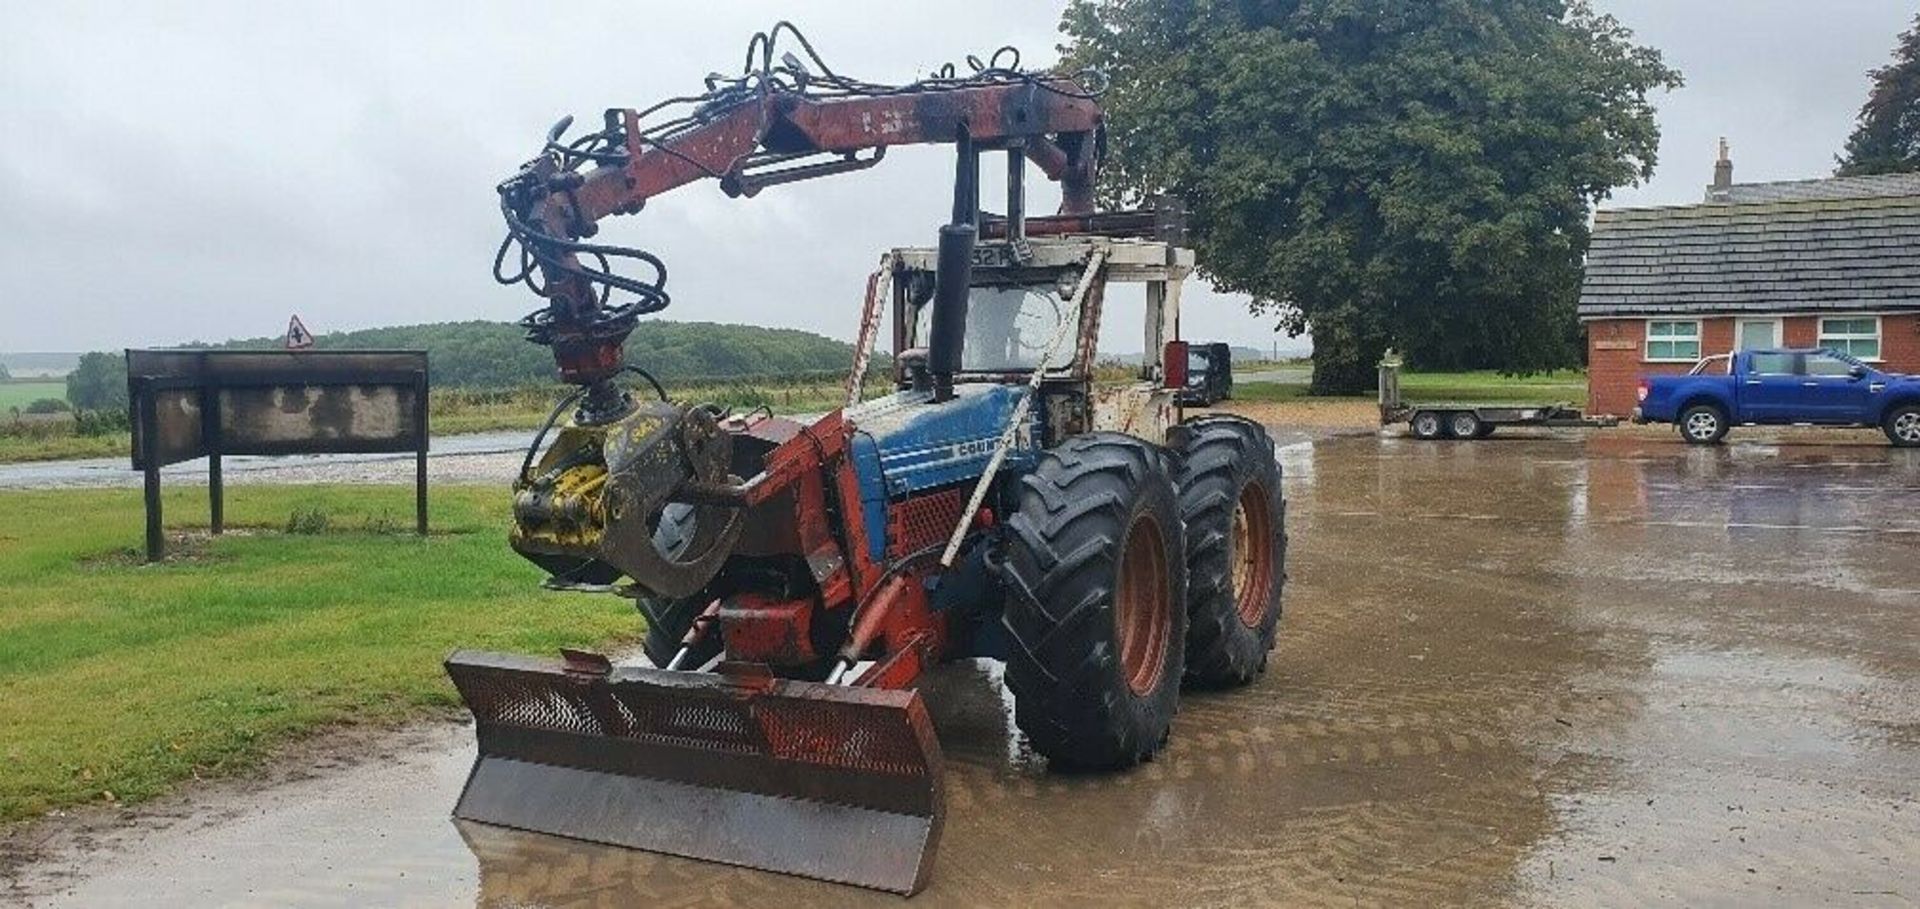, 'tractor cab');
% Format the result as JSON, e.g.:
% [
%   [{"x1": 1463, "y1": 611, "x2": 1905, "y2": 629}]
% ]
[{"x1": 880, "y1": 236, "x2": 1198, "y2": 450}]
